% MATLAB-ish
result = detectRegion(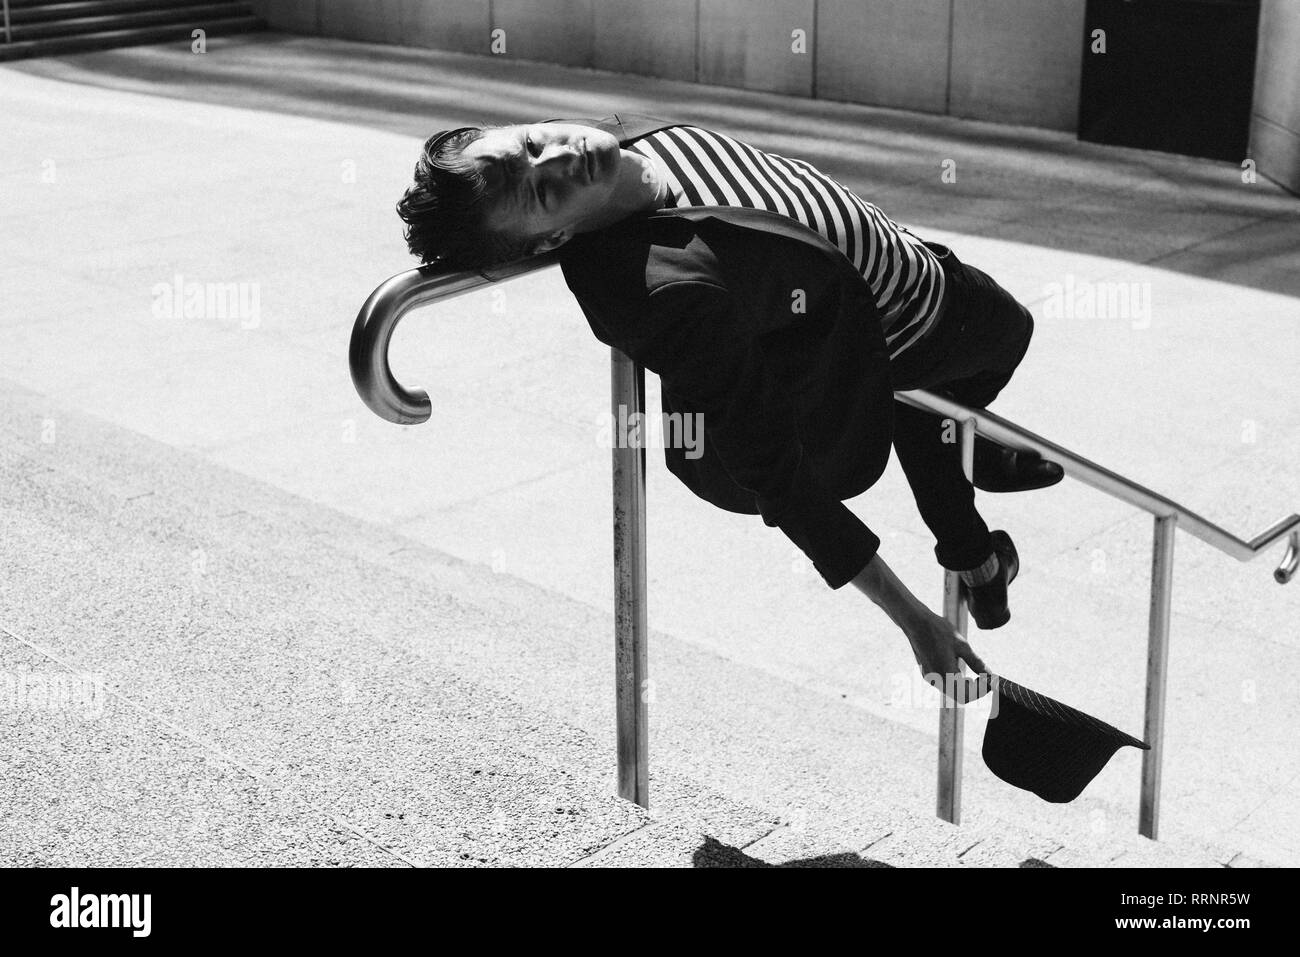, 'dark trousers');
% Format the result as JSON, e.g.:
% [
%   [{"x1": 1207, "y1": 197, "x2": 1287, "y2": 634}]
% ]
[{"x1": 888, "y1": 243, "x2": 1035, "y2": 571}]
